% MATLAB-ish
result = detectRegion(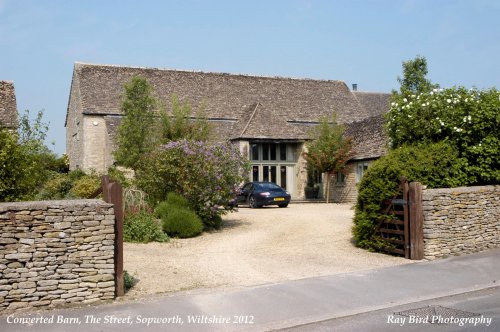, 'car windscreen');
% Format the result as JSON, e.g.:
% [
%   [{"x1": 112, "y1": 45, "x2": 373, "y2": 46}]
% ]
[{"x1": 255, "y1": 183, "x2": 281, "y2": 191}]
